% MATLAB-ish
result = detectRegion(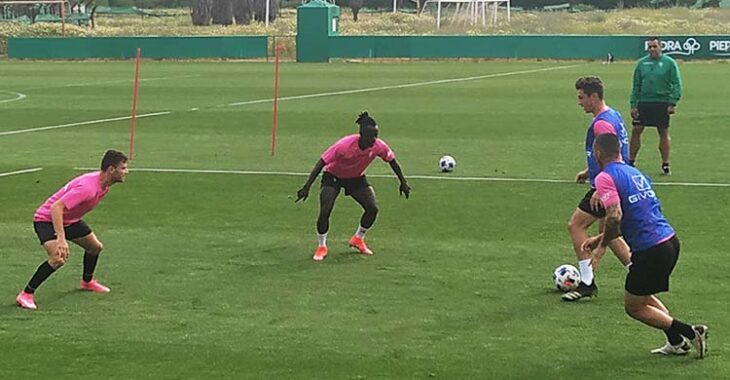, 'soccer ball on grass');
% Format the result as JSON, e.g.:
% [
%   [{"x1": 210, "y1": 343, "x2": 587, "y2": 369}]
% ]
[
  {"x1": 439, "y1": 155, "x2": 456, "y2": 172},
  {"x1": 553, "y1": 264, "x2": 580, "y2": 292}
]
